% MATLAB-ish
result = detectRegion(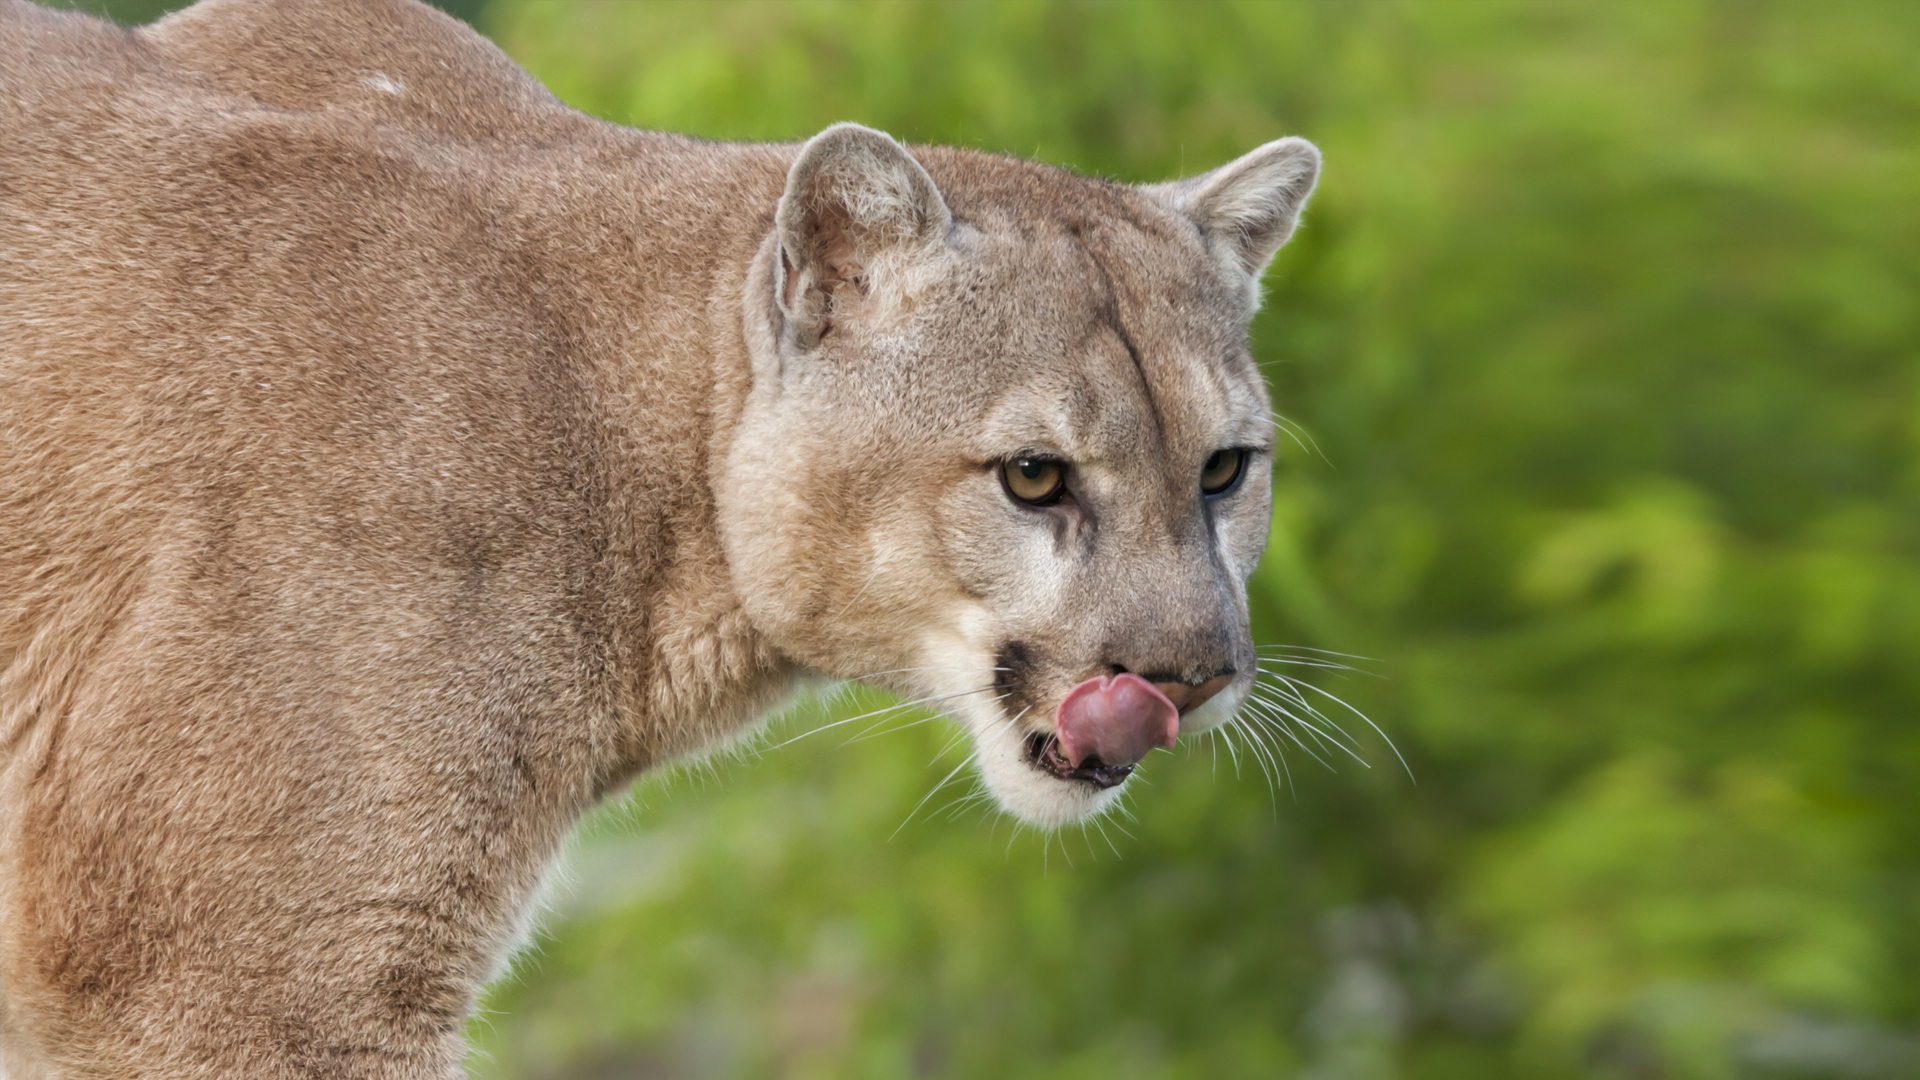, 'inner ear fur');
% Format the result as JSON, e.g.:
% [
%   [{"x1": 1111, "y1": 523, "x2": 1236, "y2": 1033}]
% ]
[
  {"x1": 1146, "y1": 136, "x2": 1321, "y2": 280},
  {"x1": 774, "y1": 122, "x2": 952, "y2": 347}
]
